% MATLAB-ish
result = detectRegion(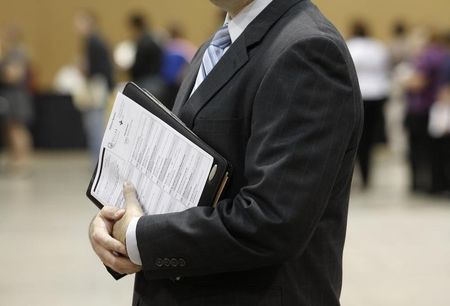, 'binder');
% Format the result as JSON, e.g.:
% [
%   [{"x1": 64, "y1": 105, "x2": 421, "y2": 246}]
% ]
[{"x1": 86, "y1": 82, "x2": 231, "y2": 211}]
